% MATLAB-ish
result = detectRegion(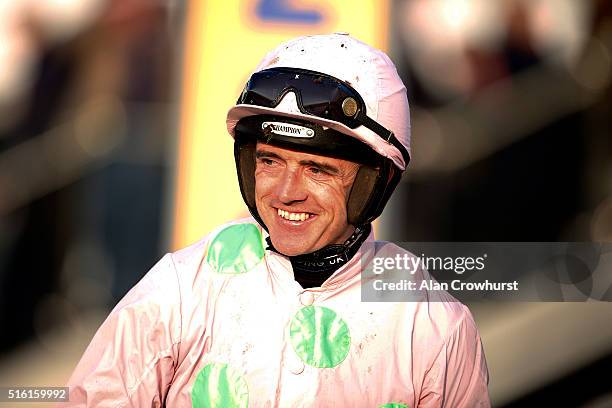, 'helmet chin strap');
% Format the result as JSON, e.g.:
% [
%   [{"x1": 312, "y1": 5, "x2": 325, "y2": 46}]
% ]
[{"x1": 265, "y1": 224, "x2": 372, "y2": 288}]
